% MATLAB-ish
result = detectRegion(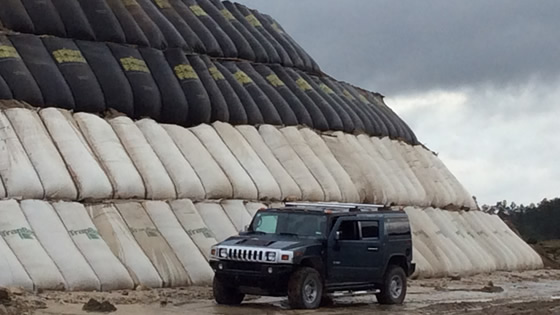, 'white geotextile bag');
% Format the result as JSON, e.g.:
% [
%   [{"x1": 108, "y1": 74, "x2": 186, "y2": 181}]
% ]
[
  {"x1": 259, "y1": 125, "x2": 324, "y2": 201},
  {"x1": 221, "y1": 200, "x2": 253, "y2": 232},
  {"x1": 383, "y1": 139, "x2": 428, "y2": 207},
  {"x1": 461, "y1": 211, "x2": 510, "y2": 270},
  {"x1": 357, "y1": 135, "x2": 407, "y2": 205},
  {"x1": 397, "y1": 143, "x2": 438, "y2": 207},
  {"x1": 411, "y1": 247, "x2": 433, "y2": 279},
  {"x1": 136, "y1": 119, "x2": 205, "y2": 200},
  {"x1": 110, "y1": 117, "x2": 176, "y2": 200},
  {"x1": 21, "y1": 200, "x2": 100, "y2": 291},
  {"x1": 195, "y1": 202, "x2": 238, "y2": 242},
  {"x1": 422, "y1": 208, "x2": 469, "y2": 275},
  {"x1": 164, "y1": 124, "x2": 232, "y2": 199},
  {"x1": 281, "y1": 127, "x2": 342, "y2": 202},
  {"x1": 426, "y1": 208, "x2": 475, "y2": 274},
  {"x1": 322, "y1": 132, "x2": 367, "y2": 202},
  {"x1": 473, "y1": 211, "x2": 520, "y2": 270},
  {"x1": 428, "y1": 152, "x2": 477, "y2": 210},
  {"x1": 404, "y1": 207, "x2": 447, "y2": 277},
  {"x1": 245, "y1": 202, "x2": 268, "y2": 217},
  {"x1": 0, "y1": 232, "x2": 32, "y2": 290},
  {"x1": 39, "y1": 108, "x2": 113, "y2": 200},
  {"x1": 414, "y1": 147, "x2": 457, "y2": 208},
  {"x1": 116, "y1": 202, "x2": 190, "y2": 287},
  {"x1": 0, "y1": 200, "x2": 65, "y2": 289},
  {"x1": 300, "y1": 129, "x2": 360, "y2": 203},
  {"x1": 89, "y1": 204, "x2": 164, "y2": 288},
  {"x1": 213, "y1": 122, "x2": 282, "y2": 201},
  {"x1": 74, "y1": 113, "x2": 145, "y2": 199},
  {"x1": 190, "y1": 124, "x2": 258, "y2": 200},
  {"x1": 236, "y1": 125, "x2": 302, "y2": 201},
  {"x1": 168, "y1": 199, "x2": 217, "y2": 260},
  {"x1": 343, "y1": 134, "x2": 390, "y2": 204},
  {"x1": 5, "y1": 108, "x2": 77, "y2": 200},
  {"x1": 0, "y1": 111, "x2": 41, "y2": 199},
  {"x1": 144, "y1": 201, "x2": 213, "y2": 285},
  {"x1": 53, "y1": 201, "x2": 134, "y2": 290},
  {"x1": 442, "y1": 210, "x2": 494, "y2": 273},
  {"x1": 371, "y1": 137, "x2": 423, "y2": 206},
  {"x1": 452, "y1": 211, "x2": 498, "y2": 272},
  {"x1": 490, "y1": 215, "x2": 543, "y2": 269}
]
